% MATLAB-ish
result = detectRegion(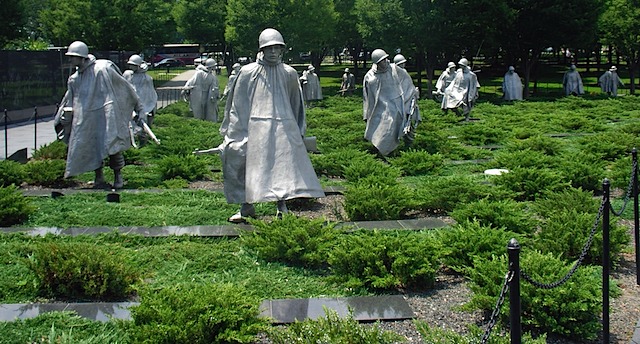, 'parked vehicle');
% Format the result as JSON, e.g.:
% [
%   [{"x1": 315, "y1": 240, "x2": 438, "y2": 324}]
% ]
[{"x1": 153, "y1": 58, "x2": 185, "y2": 69}]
